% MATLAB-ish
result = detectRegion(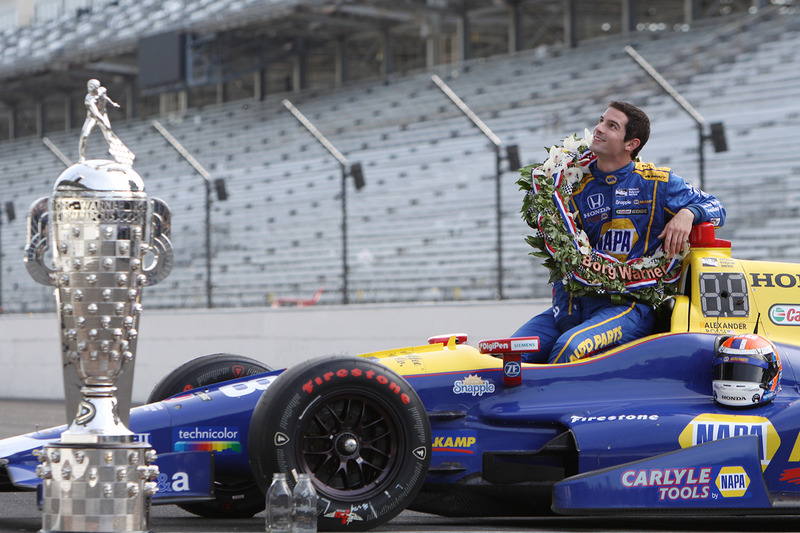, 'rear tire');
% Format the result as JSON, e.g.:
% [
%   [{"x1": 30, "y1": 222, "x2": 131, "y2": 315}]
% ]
[
  {"x1": 248, "y1": 356, "x2": 431, "y2": 531},
  {"x1": 148, "y1": 353, "x2": 271, "y2": 518},
  {"x1": 147, "y1": 353, "x2": 271, "y2": 403}
]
